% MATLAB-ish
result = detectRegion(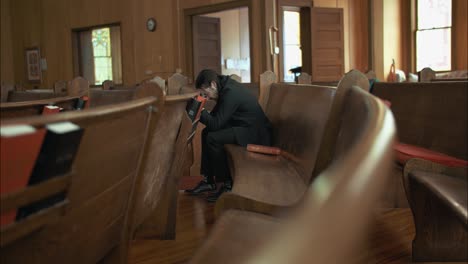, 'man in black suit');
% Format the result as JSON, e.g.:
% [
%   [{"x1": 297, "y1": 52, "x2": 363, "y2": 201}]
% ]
[{"x1": 185, "y1": 69, "x2": 272, "y2": 202}]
